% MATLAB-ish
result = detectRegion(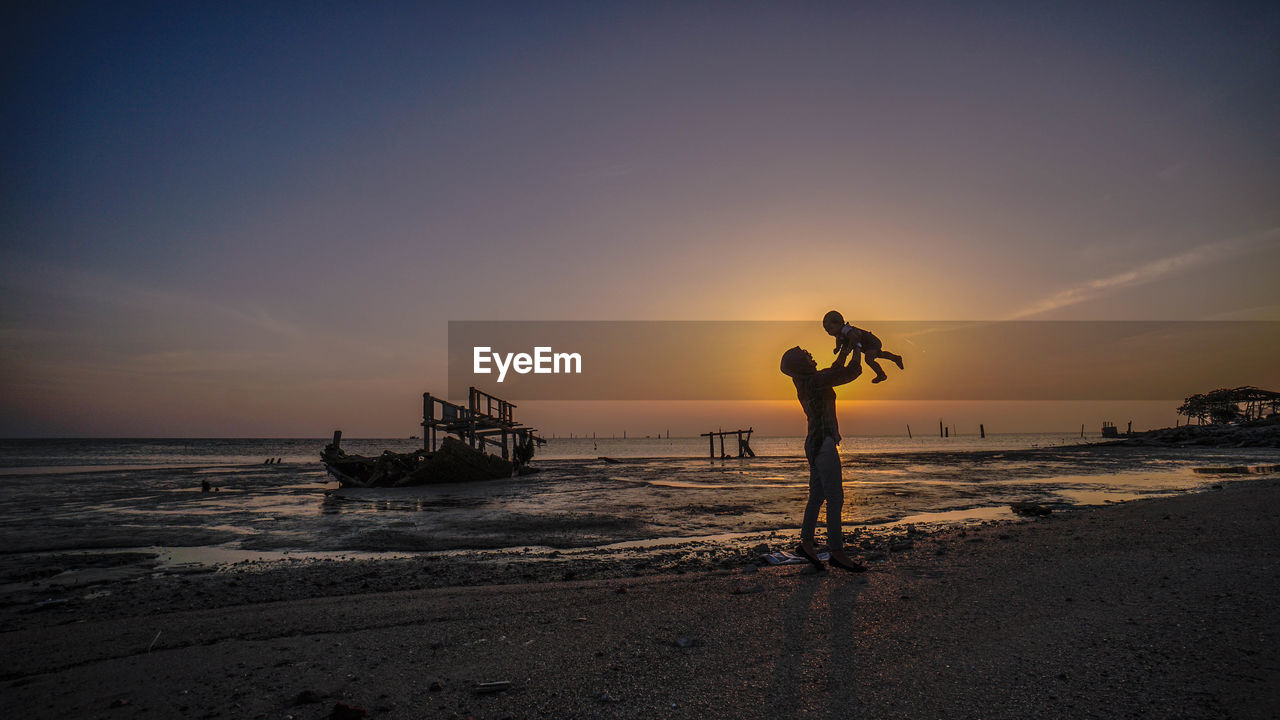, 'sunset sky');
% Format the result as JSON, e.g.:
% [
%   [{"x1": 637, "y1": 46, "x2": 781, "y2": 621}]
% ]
[{"x1": 2, "y1": 2, "x2": 1277, "y2": 437}]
